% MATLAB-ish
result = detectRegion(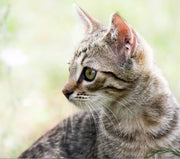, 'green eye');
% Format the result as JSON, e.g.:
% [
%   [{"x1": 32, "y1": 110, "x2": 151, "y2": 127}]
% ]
[{"x1": 84, "y1": 67, "x2": 97, "y2": 81}]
